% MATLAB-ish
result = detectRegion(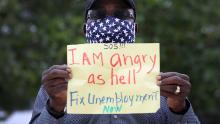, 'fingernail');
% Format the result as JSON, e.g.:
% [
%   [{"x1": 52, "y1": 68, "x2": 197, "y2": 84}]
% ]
[
  {"x1": 156, "y1": 76, "x2": 161, "y2": 80},
  {"x1": 156, "y1": 81, "x2": 161, "y2": 86},
  {"x1": 69, "y1": 73, "x2": 72, "y2": 79},
  {"x1": 66, "y1": 68, "x2": 72, "y2": 73},
  {"x1": 65, "y1": 78, "x2": 69, "y2": 82}
]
